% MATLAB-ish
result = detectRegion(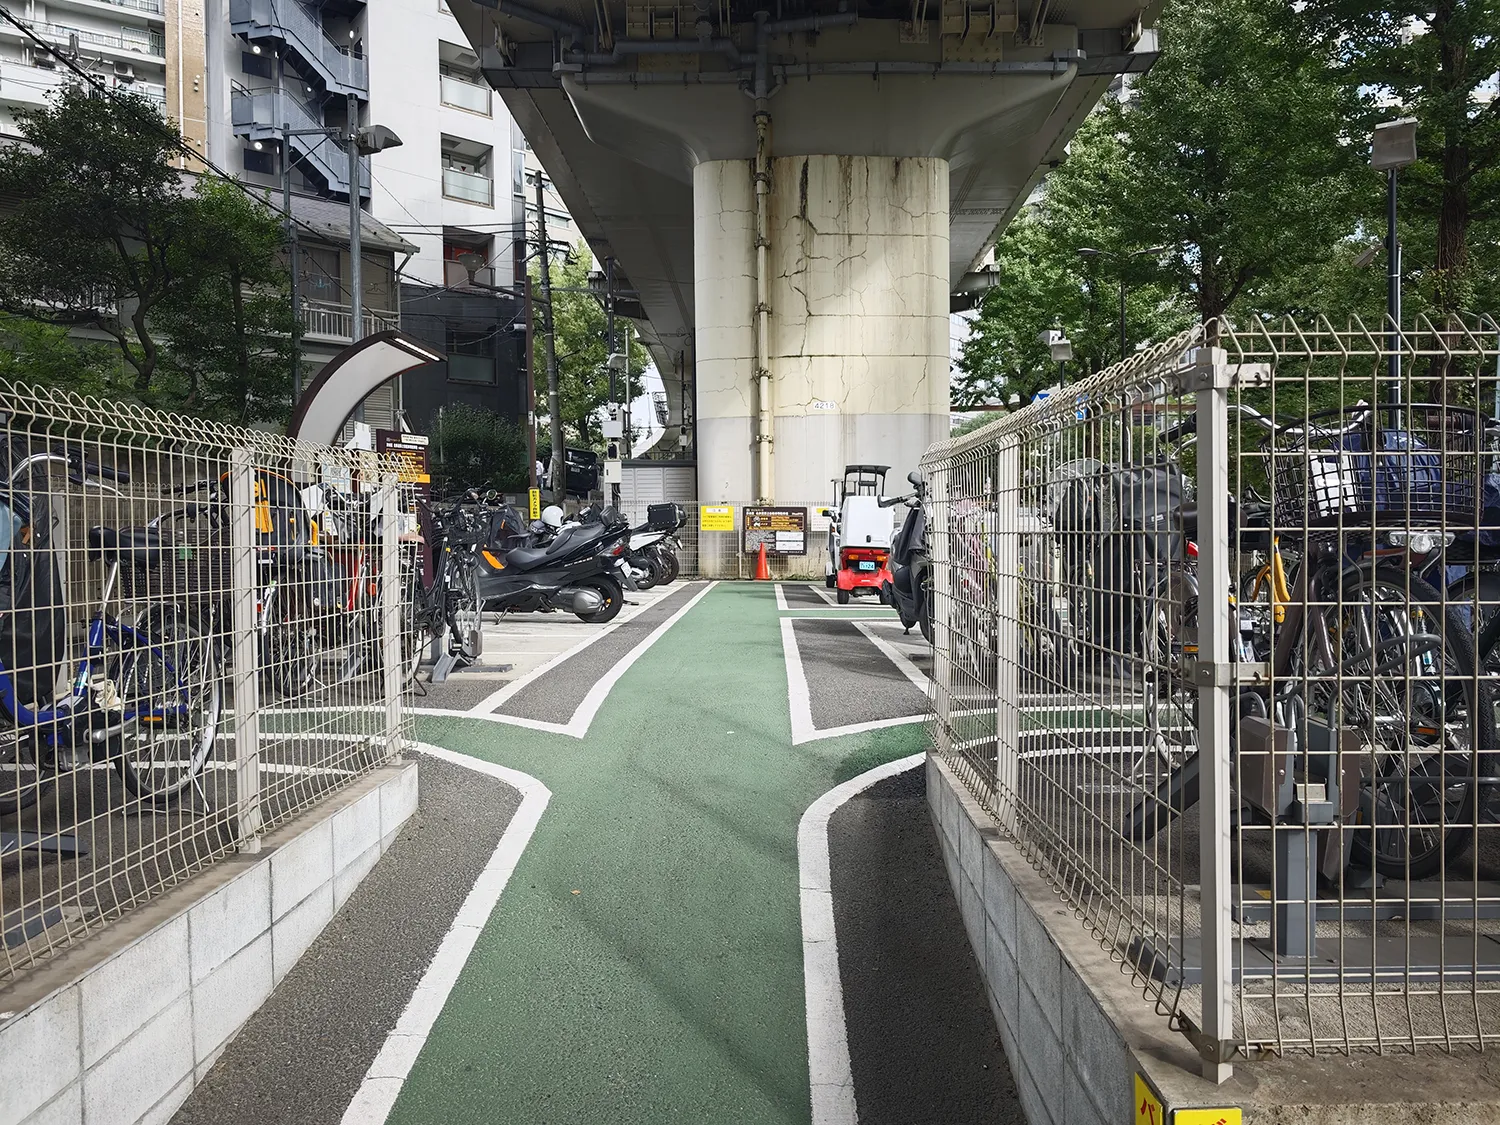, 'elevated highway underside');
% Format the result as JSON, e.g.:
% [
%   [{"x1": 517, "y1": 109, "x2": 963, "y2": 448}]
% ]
[{"x1": 447, "y1": 0, "x2": 1158, "y2": 506}]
